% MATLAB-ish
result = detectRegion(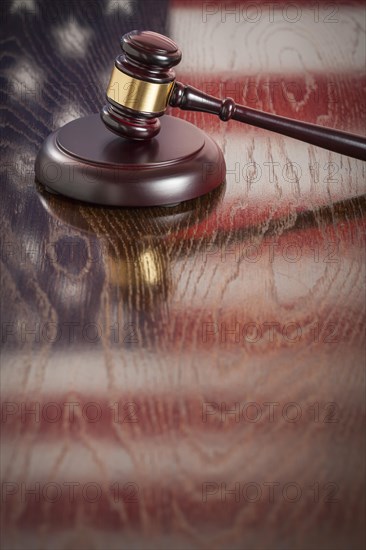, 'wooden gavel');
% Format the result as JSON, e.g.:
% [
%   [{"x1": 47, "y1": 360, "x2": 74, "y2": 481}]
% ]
[{"x1": 101, "y1": 30, "x2": 366, "y2": 161}]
